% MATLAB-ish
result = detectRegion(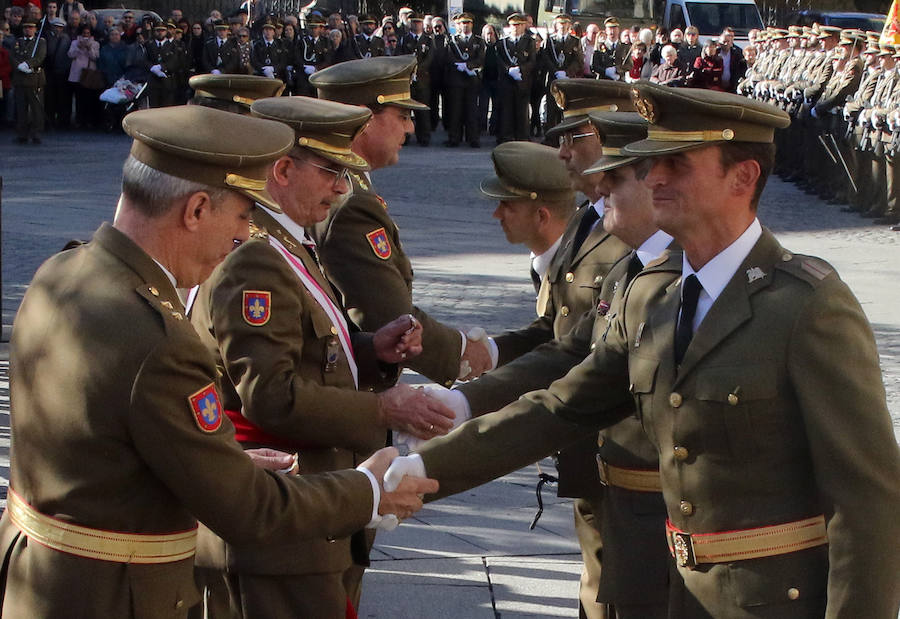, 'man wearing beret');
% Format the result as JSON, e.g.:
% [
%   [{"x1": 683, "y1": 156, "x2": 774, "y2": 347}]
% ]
[
  {"x1": 0, "y1": 105, "x2": 438, "y2": 619},
  {"x1": 389, "y1": 84, "x2": 900, "y2": 618},
  {"x1": 310, "y1": 57, "x2": 495, "y2": 387},
  {"x1": 497, "y1": 13, "x2": 537, "y2": 142},
  {"x1": 189, "y1": 97, "x2": 455, "y2": 618}
]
